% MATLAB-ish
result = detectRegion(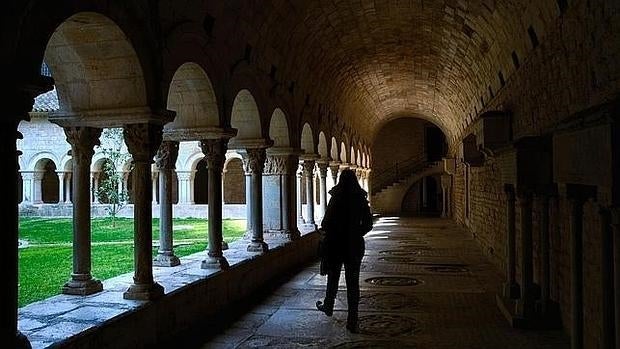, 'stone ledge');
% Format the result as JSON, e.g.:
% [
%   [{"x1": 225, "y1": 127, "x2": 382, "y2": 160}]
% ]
[{"x1": 19, "y1": 231, "x2": 320, "y2": 349}]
